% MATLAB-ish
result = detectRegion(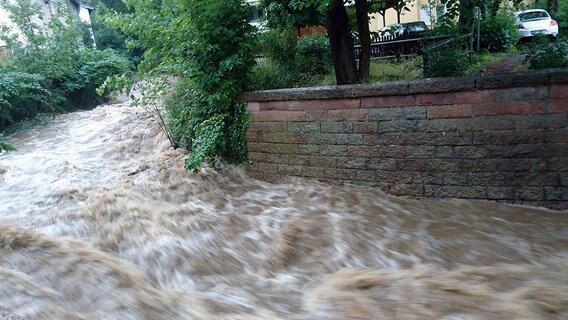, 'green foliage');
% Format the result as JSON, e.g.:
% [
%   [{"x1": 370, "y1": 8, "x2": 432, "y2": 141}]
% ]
[
  {"x1": 424, "y1": 37, "x2": 473, "y2": 77},
  {"x1": 0, "y1": 0, "x2": 130, "y2": 131},
  {"x1": 477, "y1": 12, "x2": 518, "y2": 52},
  {"x1": 0, "y1": 72, "x2": 47, "y2": 129},
  {"x1": 0, "y1": 133, "x2": 16, "y2": 152},
  {"x1": 111, "y1": 0, "x2": 255, "y2": 171},
  {"x1": 248, "y1": 31, "x2": 332, "y2": 90},
  {"x1": 524, "y1": 36, "x2": 568, "y2": 69}
]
